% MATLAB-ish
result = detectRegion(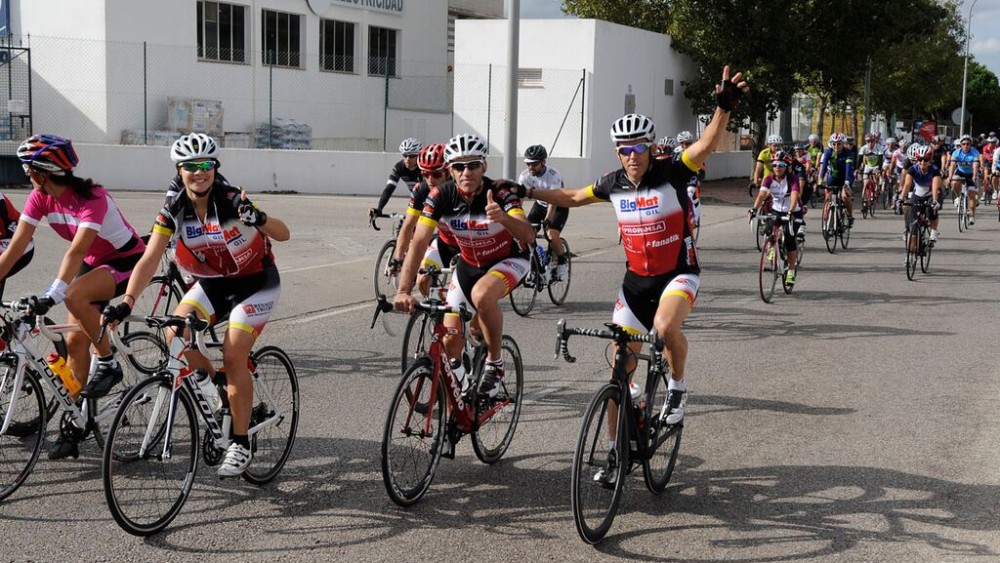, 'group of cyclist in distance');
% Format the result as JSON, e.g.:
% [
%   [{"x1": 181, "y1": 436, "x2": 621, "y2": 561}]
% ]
[
  {"x1": 5, "y1": 131, "x2": 289, "y2": 477},
  {"x1": 371, "y1": 66, "x2": 749, "y2": 485}
]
